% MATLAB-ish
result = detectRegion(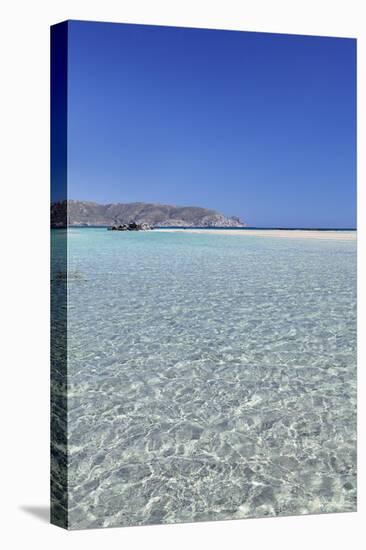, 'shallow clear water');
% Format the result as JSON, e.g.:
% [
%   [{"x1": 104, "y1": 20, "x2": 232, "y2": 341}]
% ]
[{"x1": 61, "y1": 228, "x2": 356, "y2": 528}]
